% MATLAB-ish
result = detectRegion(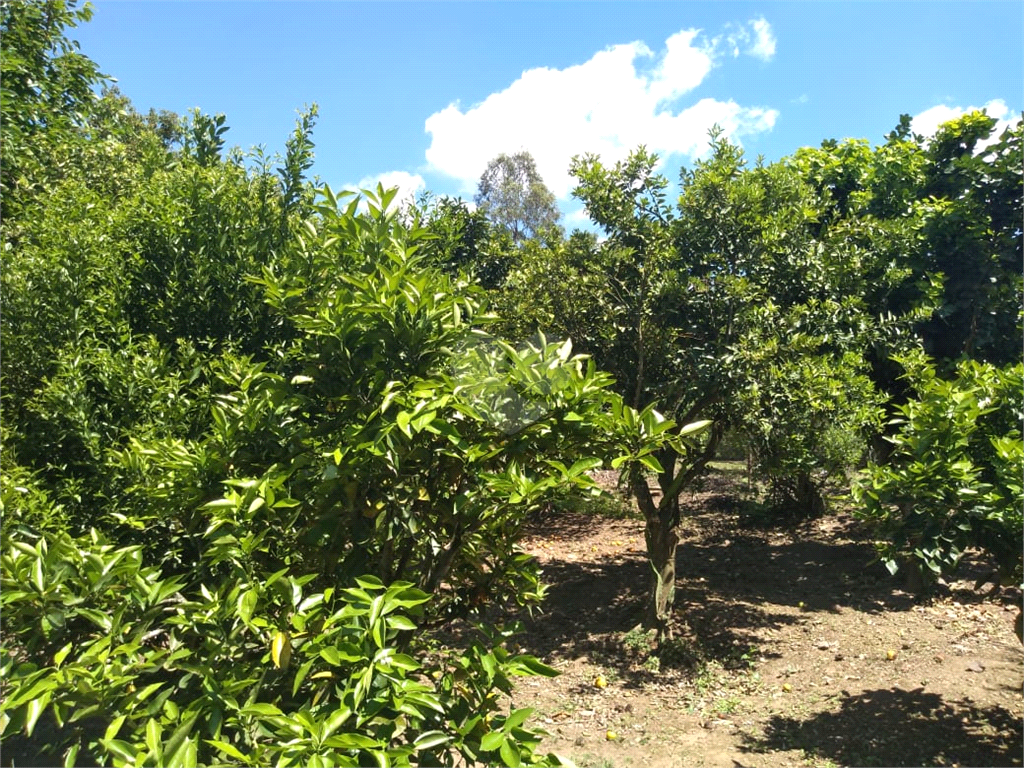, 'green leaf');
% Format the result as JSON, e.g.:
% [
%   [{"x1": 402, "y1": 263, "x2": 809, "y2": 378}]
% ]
[
  {"x1": 100, "y1": 739, "x2": 139, "y2": 763},
  {"x1": 568, "y1": 457, "x2": 603, "y2": 476},
  {"x1": 638, "y1": 454, "x2": 665, "y2": 474},
  {"x1": 145, "y1": 717, "x2": 163, "y2": 761},
  {"x1": 32, "y1": 557, "x2": 44, "y2": 592},
  {"x1": 238, "y1": 588, "x2": 257, "y2": 625},
  {"x1": 163, "y1": 713, "x2": 200, "y2": 767},
  {"x1": 53, "y1": 643, "x2": 72, "y2": 668},
  {"x1": 413, "y1": 730, "x2": 450, "y2": 750},
  {"x1": 511, "y1": 655, "x2": 559, "y2": 677},
  {"x1": 386, "y1": 615, "x2": 417, "y2": 632},
  {"x1": 105, "y1": 714, "x2": 127, "y2": 742},
  {"x1": 320, "y1": 647, "x2": 343, "y2": 666},
  {"x1": 504, "y1": 707, "x2": 534, "y2": 730},
  {"x1": 480, "y1": 731, "x2": 505, "y2": 752},
  {"x1": 206, "y1": 739, "x2": 248, "y2": 762},
  {"x1": 24, "y1": 693, "x2": 50, "y2": 737},
  {"x1": 678, "y1": 420, "x2": 712, "y2": 437},
  {"x1": 322, "y1": 732, "x2": 382, "y2": 749},
  {"x1": 396, "y1": 410, "x2": 412, "y2": 437},
  {"x1": 239, "y1": 703, "x2": 283, "y2": 718},
  {"x1": 500, "y1": 738, "x2": 522, "y2": 768},
  {"x1": 321, "y1": 706, "x2": 353, "y2": 740}
]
